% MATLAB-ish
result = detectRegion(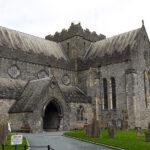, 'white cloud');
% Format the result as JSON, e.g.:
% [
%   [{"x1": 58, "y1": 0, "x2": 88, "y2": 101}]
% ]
[{"x1": 0, "y1": 0, "x2": 149, "y2": 38}]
